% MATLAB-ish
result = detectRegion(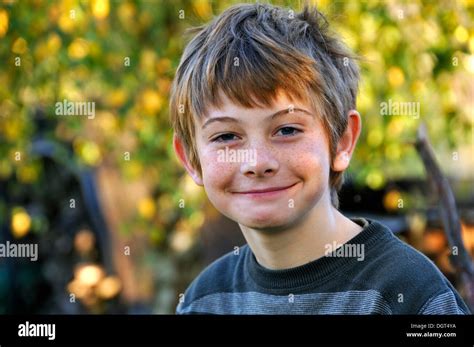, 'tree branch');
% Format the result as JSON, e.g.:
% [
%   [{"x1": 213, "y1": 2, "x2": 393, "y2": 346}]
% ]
[{"x1": 415, "y1": 123, "x2": 474, "y2": 310}]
